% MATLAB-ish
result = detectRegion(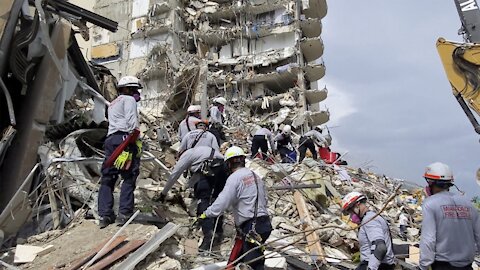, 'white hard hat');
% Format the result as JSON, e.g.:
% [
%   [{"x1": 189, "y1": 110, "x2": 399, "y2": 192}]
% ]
[
  {"x1": 424, "y1": 162, "x2": 454, "y2": 182},
  {"x1": 117, "y1": 76, "x2": 143, "y2": 89},
  {"x1": 187, "y1": 105, "x2": 201, "y2": 113},
  {"x1": 283, "y1": 125, "x2": 292, "y2": 134},
  {"x1": 341, "y1": 191, "x2": 366, "y2": 212},
  {"x1": 214, "y1": 97, "x2": 227, "y2": 106},
  {"x1": 224, "y1": 146, "x2": 246, "y2": 161}
]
